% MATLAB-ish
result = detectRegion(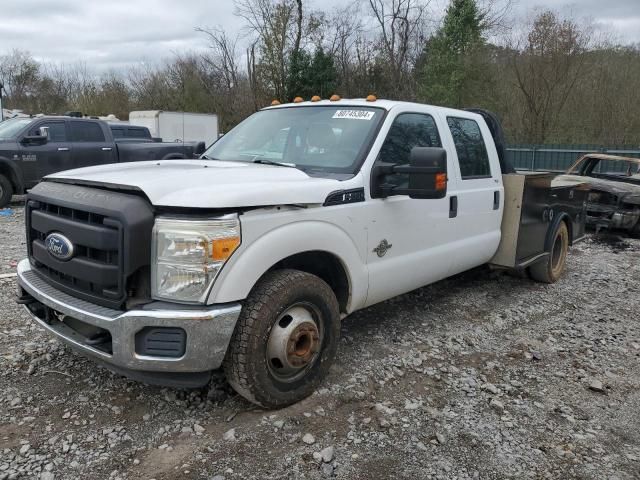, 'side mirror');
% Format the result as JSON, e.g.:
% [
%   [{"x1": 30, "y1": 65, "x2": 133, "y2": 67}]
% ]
[
  {"x1": 372, "y1": 146, "x2": 448, "y2": 199},
  {"x1": 21, "y1": 126, "x2": 49, "y2": 146}
]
